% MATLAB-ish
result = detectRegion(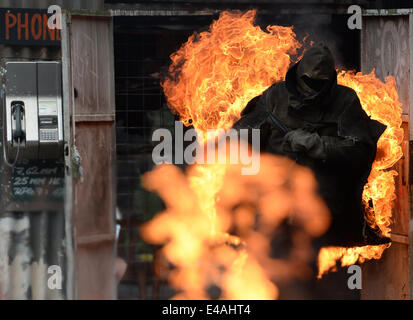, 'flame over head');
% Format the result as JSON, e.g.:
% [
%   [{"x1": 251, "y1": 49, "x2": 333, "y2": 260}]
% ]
[
  {"x1": 144, "y1": 9, "x2": 404, "y2": 295},
  {"x1": 161, "y1": 10, "x2": 300, "y2": 132}
]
